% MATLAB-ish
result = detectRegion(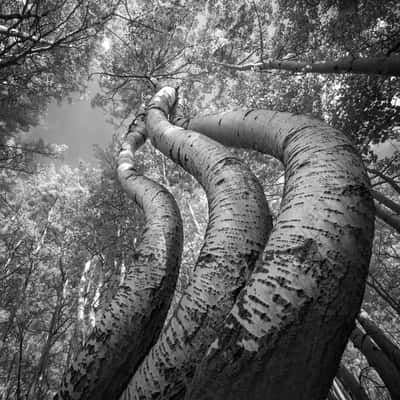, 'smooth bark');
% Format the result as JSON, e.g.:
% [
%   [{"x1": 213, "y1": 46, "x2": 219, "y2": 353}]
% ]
[
  {"x1": 120, "y1": 89, "x2": 272, "y2": 399},
  {"x1": 56, "y1": 119, "x2": 183, "y2": 400},
  {"x1": 212, "y1": 55, "x2": 400, "y2": 76},
  {"x1": 172, "y1": 103, "x2": 374, "y2": 399}
]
